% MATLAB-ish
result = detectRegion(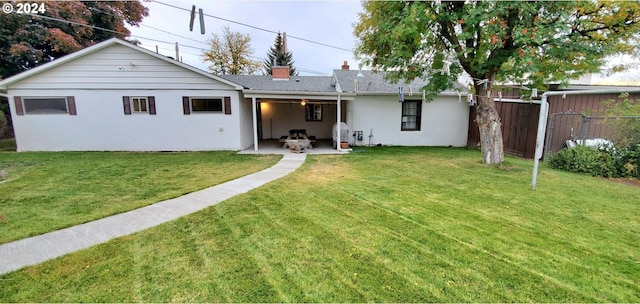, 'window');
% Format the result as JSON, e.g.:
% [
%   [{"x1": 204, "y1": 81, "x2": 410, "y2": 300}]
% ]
[
  {"x1": 24, "y1": 97, "x2": 68, "y2": 114},
  {"x1": 305, "y1": 104, "x2": 322, "y2": 121},
  {"x1": 401, "y1": 100, "x2": 421, "y2": 131},
  {"x1": 15, "y1": 96, "x2": 76, "y2": 115},
  {"x1": 131, "y1": 97, "x2": 148, "y2": 113},
  {"x1": 123, "y1": 96, "x2": 155, "y2": 115},
  {"x1": 192, "y1": 98, "x2": 223, "y2": 112},
  {"x1": 182, "y1": 96, "x2": 231, "y2": 115}
]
